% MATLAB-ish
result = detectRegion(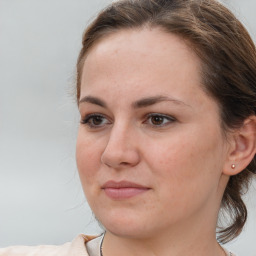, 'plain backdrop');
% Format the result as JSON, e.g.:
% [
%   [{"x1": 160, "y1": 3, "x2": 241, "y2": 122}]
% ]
[{"x1": 0, "y1": 0, "x2": 255, "y2": 255}]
